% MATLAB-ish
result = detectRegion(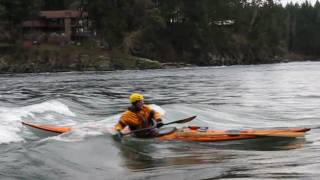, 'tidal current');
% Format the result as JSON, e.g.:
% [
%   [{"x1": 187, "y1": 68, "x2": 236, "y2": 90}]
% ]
[{"x1": 0, "y1": 62, "x2": 319, "y2": 179}]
